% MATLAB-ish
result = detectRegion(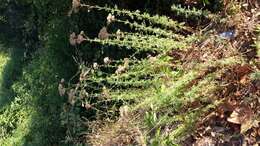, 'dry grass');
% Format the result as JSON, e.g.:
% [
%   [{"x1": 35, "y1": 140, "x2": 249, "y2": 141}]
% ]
[{"x1": 86, "y1": 111, "x2": 146, "y2": 146}]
